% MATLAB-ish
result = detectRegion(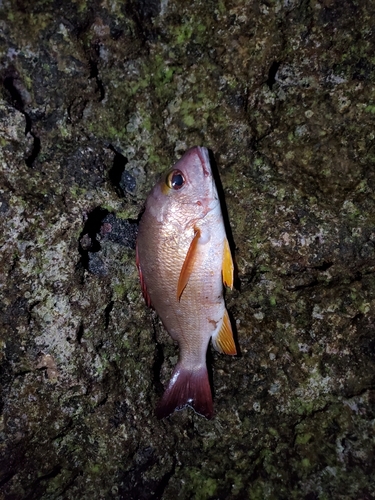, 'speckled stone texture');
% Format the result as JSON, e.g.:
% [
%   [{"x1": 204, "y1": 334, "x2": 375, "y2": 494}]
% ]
[{"x1": 0, "y1": 1, "x2": 374, "y2": 499}]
